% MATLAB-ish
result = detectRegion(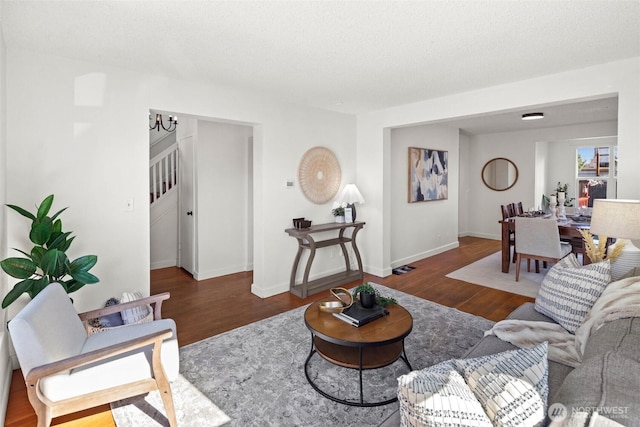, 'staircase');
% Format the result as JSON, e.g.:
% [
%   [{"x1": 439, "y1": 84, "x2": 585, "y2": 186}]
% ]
[{"x1": 150, "y1": 143, "x2": 178, "y2": 205}]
